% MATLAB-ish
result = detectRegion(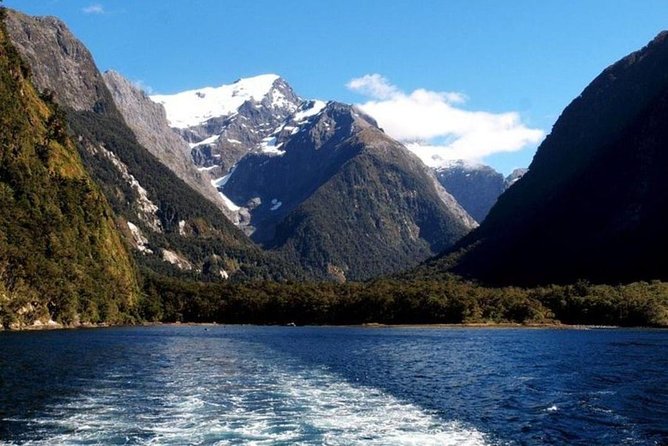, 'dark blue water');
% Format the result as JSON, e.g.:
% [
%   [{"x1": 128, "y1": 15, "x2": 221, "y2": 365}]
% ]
[{"x1": 0, "y1": 326, "x2": 666, "y2": 445}]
